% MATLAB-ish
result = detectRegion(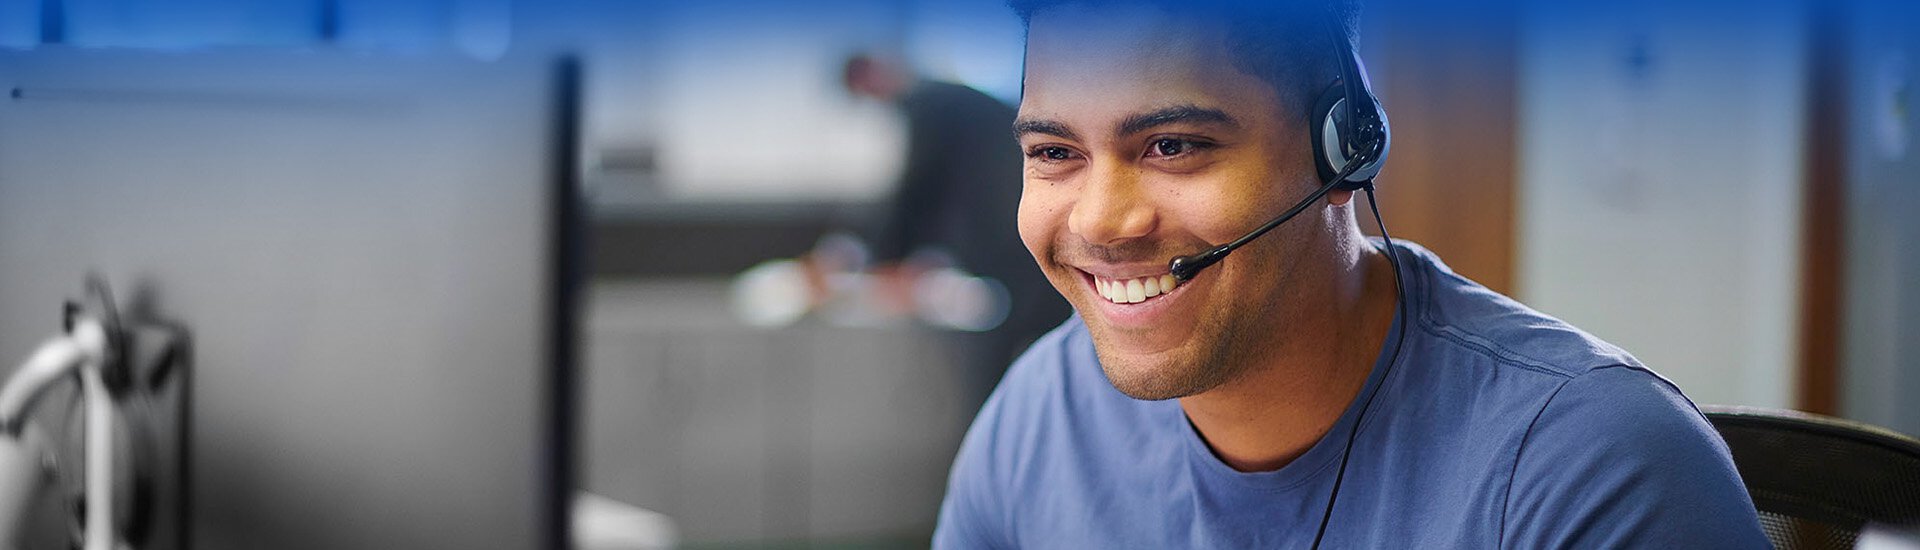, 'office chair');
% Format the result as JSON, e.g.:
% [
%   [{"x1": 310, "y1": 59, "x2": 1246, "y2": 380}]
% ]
[{"x1": 1701, "y1": 405, "x2": 1920, "y2": 550}]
